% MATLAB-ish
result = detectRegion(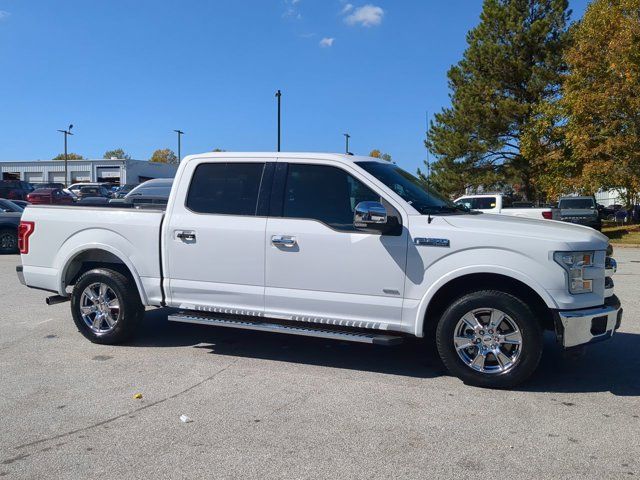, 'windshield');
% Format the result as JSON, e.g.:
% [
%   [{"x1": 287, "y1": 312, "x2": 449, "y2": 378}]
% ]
[
  {"x1": 0, "y1": 199, "x2": 23, "y2": 212},
  {"x1": 559, "y1": 198, "x2": 595, "y2": 209},
  {"x1": 356, "y1": 162, "x2": 465, "y2": 215}
]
